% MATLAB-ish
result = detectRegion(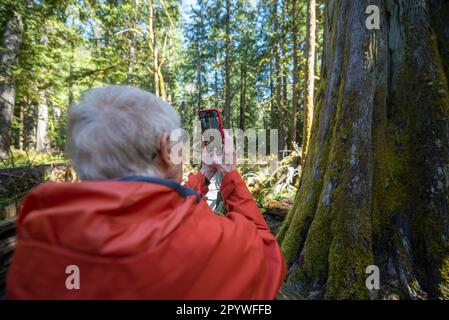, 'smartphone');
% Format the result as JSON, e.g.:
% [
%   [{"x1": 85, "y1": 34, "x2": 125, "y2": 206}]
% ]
[{"x1": 198, "y1": 108, "x2": 225, "y2": 147}]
